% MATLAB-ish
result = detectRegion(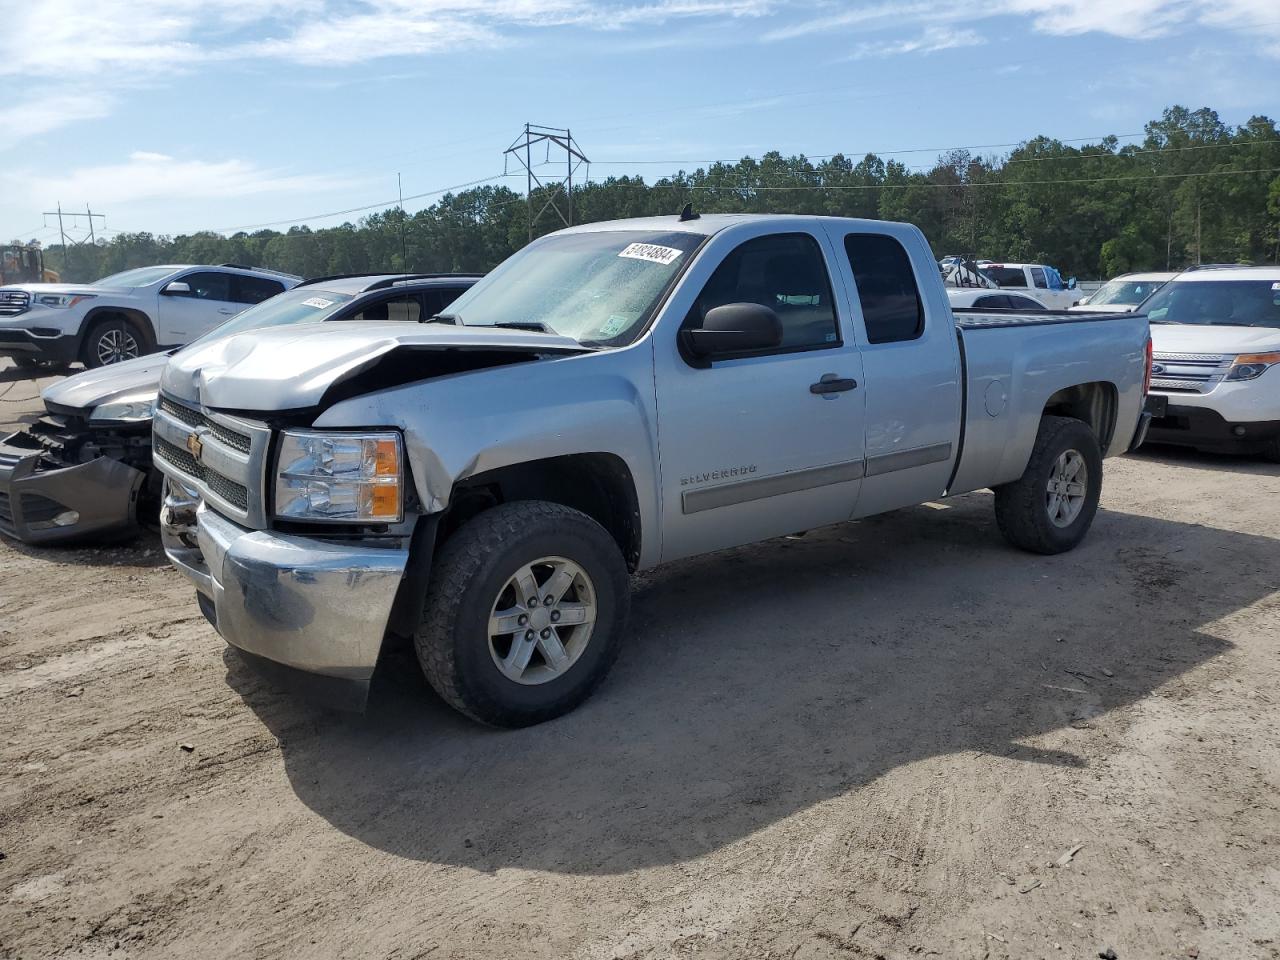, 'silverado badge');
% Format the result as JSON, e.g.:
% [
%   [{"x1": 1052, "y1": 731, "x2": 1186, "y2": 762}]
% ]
[{"x1": 186, "y1": 433, "x2": 204, "y2": 461}]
